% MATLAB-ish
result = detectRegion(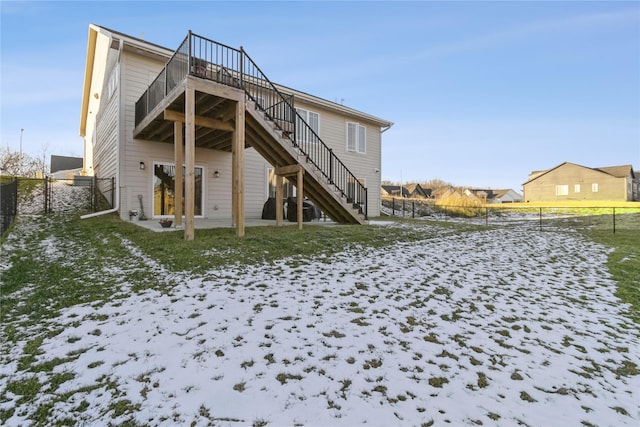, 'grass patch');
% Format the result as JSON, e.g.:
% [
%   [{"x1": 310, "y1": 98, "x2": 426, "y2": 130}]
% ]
[
  {"x1": 586, "y1": 227, "x2": 640, "y2": 323},
  {"x1": 428, "y1": 377, "x2": 449, "y2": 388}
]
